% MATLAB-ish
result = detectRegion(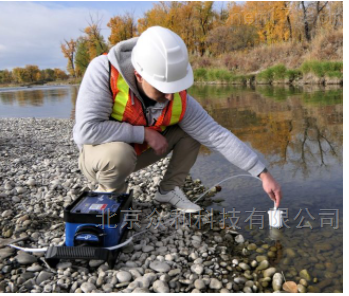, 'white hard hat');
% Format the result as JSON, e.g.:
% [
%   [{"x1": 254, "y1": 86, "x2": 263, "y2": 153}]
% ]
[{"x1": 131, "y1": 26, "x2": 193, "y2": 94}]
